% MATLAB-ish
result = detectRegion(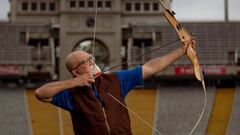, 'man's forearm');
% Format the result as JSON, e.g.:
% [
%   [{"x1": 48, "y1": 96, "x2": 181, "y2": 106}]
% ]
[
  {"x1": 142, "y1": 46, "x2": 186, "y2": 79},
  {"x1": 35, "y1": 78, "x2": 77, "y2": 101},
  {"x1": 35, "y1": 72, "x2": 95, "y2": 102}
]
